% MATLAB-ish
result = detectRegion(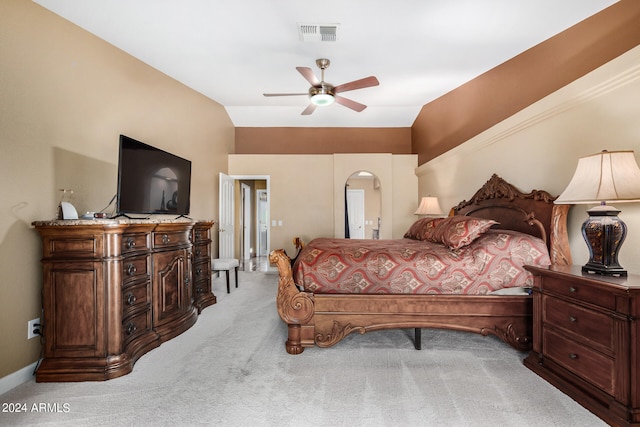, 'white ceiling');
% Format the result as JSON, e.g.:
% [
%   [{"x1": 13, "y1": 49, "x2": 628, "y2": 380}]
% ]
[{"x1": 34, "y1": 0, "x2": 618, "y2": 128}]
